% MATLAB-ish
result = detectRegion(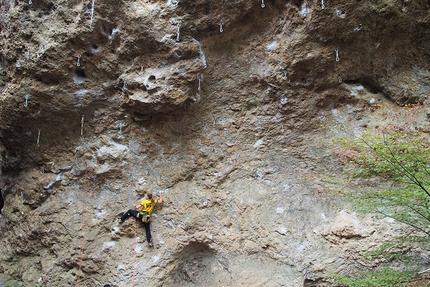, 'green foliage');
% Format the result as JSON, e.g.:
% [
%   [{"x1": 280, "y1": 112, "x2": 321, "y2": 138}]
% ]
[
  {"x1": 330, "y1": 103, "x2": 430, "y2": 286},
  {"x1": 330, "y1": 266, "x2": 414, "y2": 287},
  {"x1": 334, "y1": 120, "x2": 430, "y2": 238},
  {"x1": 364, "y1": 241, "x2": 409, "y2": 262}
]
